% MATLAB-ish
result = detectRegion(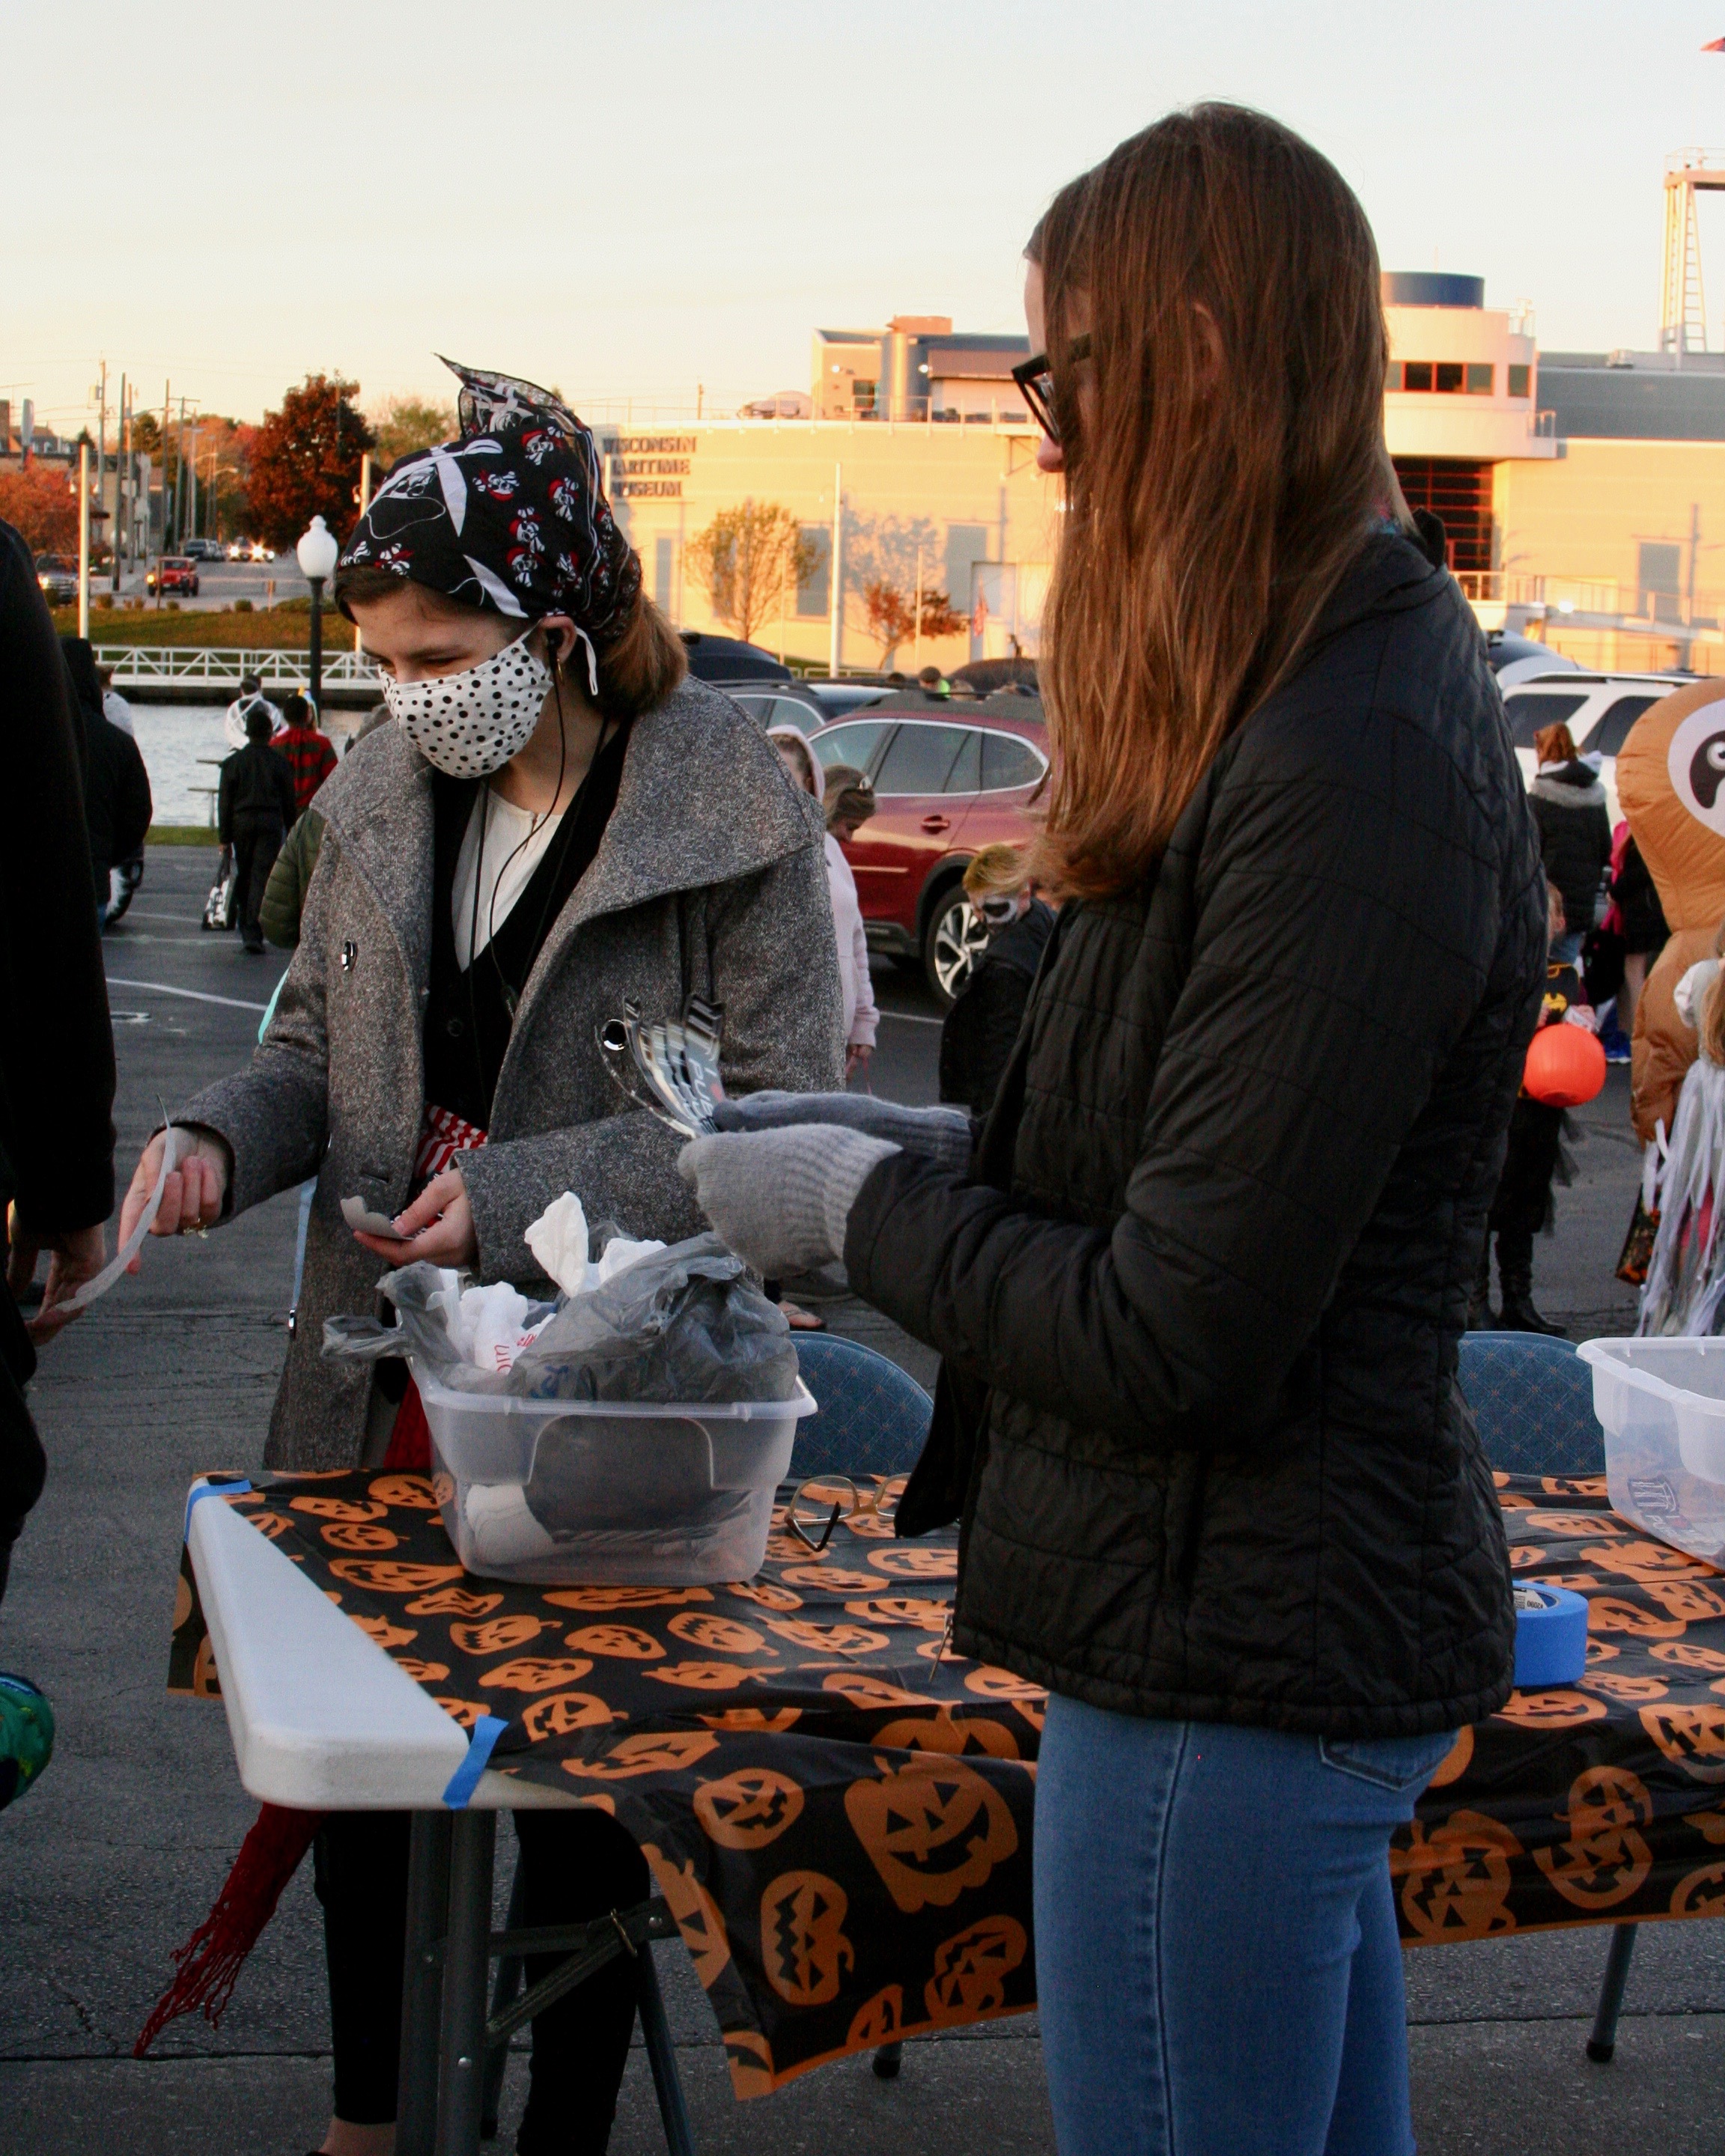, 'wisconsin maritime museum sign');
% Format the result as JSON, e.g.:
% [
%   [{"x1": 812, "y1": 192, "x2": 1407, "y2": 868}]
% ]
[{"x1": 603, "y1": 434, "x2": 696, "y2": 499}]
